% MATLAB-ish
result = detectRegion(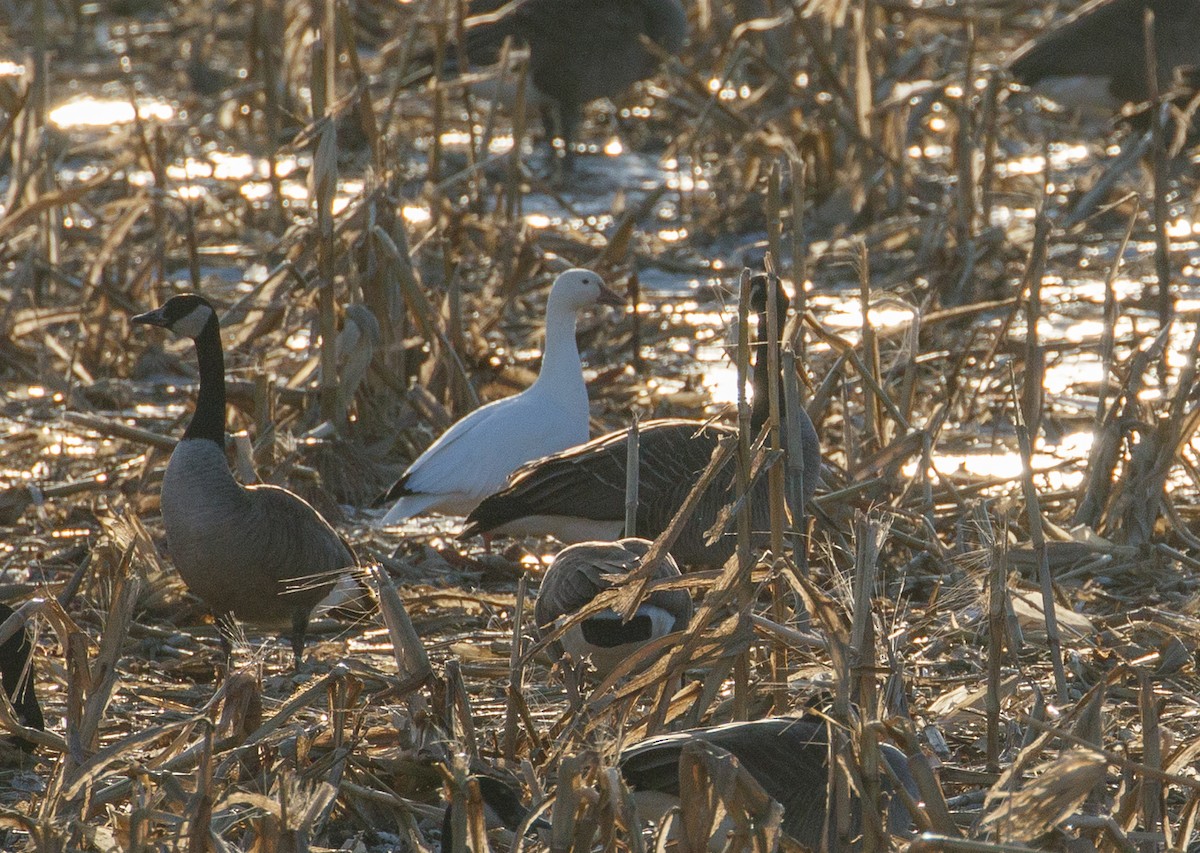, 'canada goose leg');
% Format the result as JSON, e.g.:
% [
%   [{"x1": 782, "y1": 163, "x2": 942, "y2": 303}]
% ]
[{"x1": 290, "y1": 609, "x2": 309, "y2": 672}]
